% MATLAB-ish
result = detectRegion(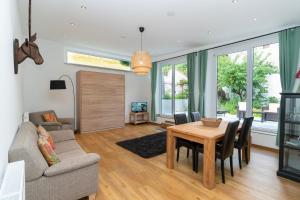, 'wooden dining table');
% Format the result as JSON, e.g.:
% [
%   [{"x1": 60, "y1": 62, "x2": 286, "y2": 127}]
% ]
[{"x1": 166, "y1": 120, "x2": 251, "y2": 190}]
